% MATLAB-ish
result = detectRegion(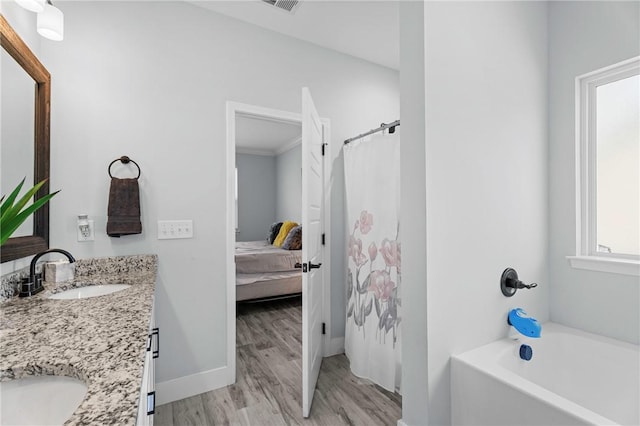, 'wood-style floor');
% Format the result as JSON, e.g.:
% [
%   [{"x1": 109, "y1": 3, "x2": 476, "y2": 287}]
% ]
[{"x1": 155, "y1": 296, "x2": 402, "y2": 426}]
